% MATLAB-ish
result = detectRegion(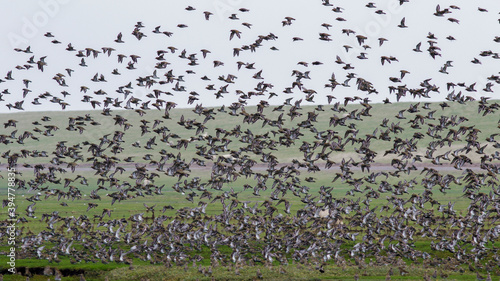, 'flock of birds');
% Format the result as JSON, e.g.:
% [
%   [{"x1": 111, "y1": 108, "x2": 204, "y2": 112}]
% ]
[{"x1": 1, "y1": 1, "x2": 500, "y2": 280}]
